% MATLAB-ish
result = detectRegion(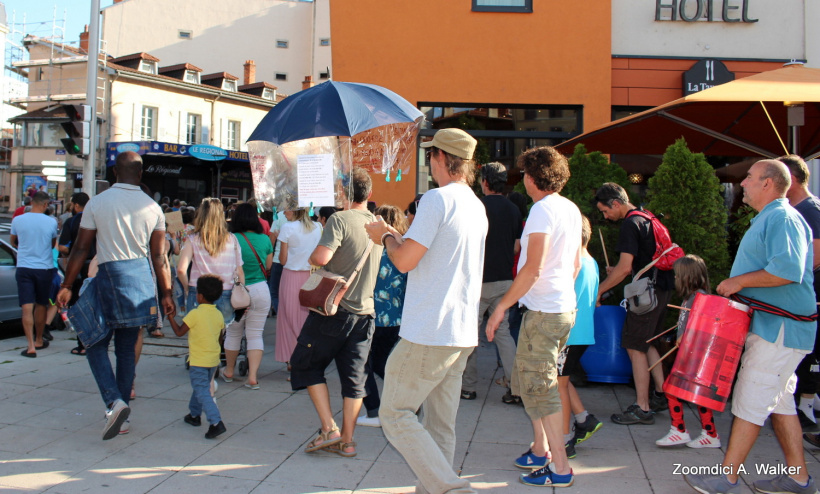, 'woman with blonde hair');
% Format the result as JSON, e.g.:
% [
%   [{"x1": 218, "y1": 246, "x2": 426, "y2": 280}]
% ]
[
  {"x1": 177, "y1": 198, "x2": 244, "y2": 325},
  {"x1": 275, "y1": 207, "x2": 322, "y2": 375}
]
